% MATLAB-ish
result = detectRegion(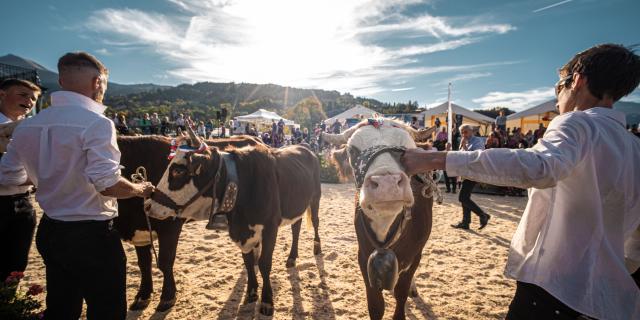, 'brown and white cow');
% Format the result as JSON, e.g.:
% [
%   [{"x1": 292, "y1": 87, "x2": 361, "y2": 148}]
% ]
[
  {"x1": 145, "y1": 127, "x2": 322, "y2": 316},
  {"x1": 323, "y1": 120, "x2": 437, "y2": 320},
  {"x1": 116, "y1": 134, "x2": 261, "y2": 312}
]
